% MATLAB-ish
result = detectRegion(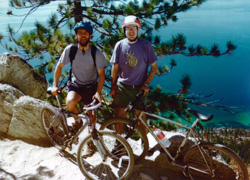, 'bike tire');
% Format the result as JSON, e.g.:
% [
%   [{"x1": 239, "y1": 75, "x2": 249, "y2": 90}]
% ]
[
  {"x1": 77, "y1": 131, "x2": 134, "y2": 180},
  {"x1": 41, "y1": 107, "x2": 66, "y2": 149},
  {"x1": 183, "y1": 142, "x2": 249, "y2": 180},
  {"x1": 100, "y1": 118, "x2": 149, "y2": 162}
]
